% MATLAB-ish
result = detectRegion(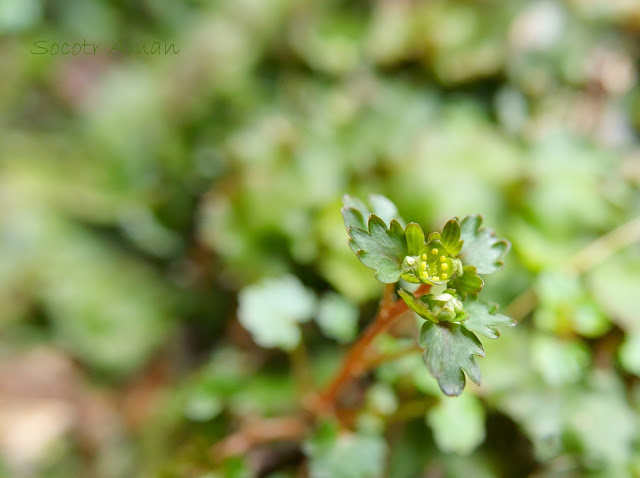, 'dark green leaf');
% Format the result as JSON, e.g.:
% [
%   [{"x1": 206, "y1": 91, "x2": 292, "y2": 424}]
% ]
[
  {"x1": 419, "y1": 321, "x2": 484, "y2": 396},
  {"x1": 459, "y1": 215, "x2": 510, "y2": 274},
  {"x1": 348, "y1": 215, "x2": 407, "y2": 283},
  {"x1": 440, "y1": 219, "x2": 463, "y2": 256},
  {"x1": 462, "y1": 297, "x2": 515, "y2": 339},
  {"x1": 448, "y1": 265, "x2": 484, "y2": 299}
]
